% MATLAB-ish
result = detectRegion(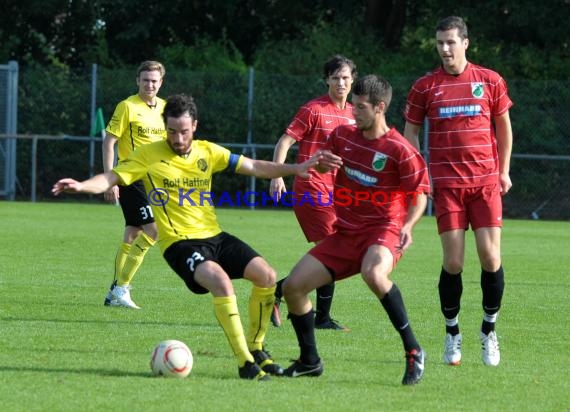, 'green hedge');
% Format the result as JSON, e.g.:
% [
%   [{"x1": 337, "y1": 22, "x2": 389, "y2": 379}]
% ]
[{"x1": 14, "y1": 69, "x2": 570, "y2": 219}]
